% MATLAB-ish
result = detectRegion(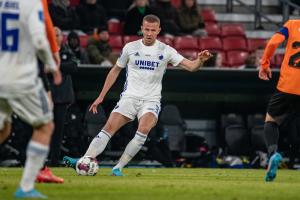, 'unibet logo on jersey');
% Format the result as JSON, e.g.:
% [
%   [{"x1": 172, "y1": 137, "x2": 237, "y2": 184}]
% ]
[{"x1": 135, "y1": 59, "x2": 160, "y2": 70}]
